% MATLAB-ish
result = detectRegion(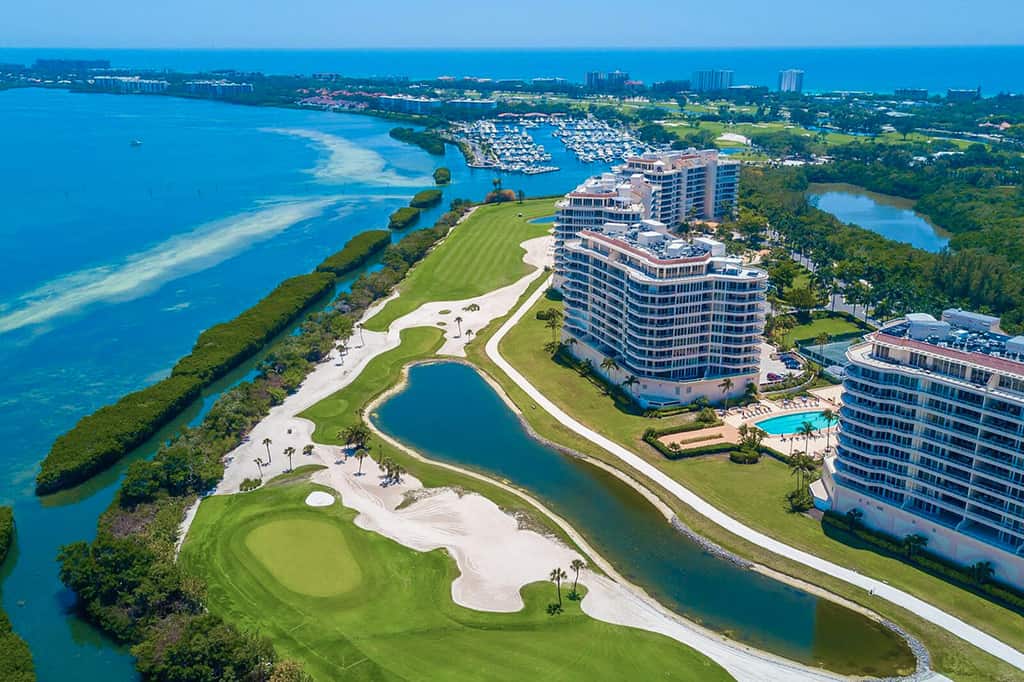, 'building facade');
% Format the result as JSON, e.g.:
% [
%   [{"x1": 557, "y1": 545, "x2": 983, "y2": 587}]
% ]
[
  {"x1": 692, "y1": 69, "x2": 734, "y2": 92},
  {"x1": 92, "y1": 76, "x2": 169, "y2": 93},
  {"x1": 778, "y1": 69, "x2": 804, "y2": 94},
  {"x1": 559, "y1": 223, "x2": 767, "y2": 407},
  {"x1": 827, "y1": 310, "x2": 1024, "y2": 587},
  {"x1": 619, "y1": 149, "x2": 739, "y2": 225},
  {"x1": 185, "y1": 80, "x2": 255, "y2": 97}
]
